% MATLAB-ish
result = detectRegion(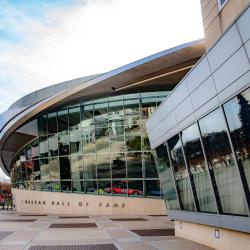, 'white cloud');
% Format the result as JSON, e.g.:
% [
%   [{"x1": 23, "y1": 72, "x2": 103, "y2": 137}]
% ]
[{"x1": 0, "y1": 0, "x2": 204, "y2": 112}]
